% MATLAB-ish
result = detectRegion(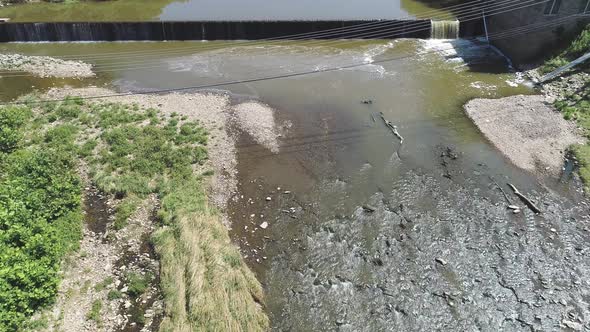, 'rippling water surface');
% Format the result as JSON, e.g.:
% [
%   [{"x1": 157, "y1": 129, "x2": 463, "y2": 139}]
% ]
[{"x1": 1, "y1": 39, "x2": 588, "y2": 331}]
